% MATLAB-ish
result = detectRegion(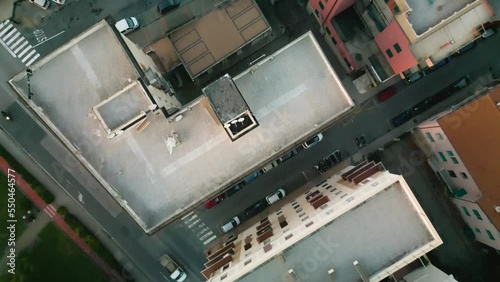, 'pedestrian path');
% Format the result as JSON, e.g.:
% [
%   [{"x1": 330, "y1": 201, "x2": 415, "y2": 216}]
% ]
[
  {"x1": 0, "y1": 157, "x2": 124, "y2": 282},
  {"x1": 181, "y1": 211, "x2": 217, "y2": 246},
  {"x1": 0, "y1": 20, "x2": 40, "y2": 67}
]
